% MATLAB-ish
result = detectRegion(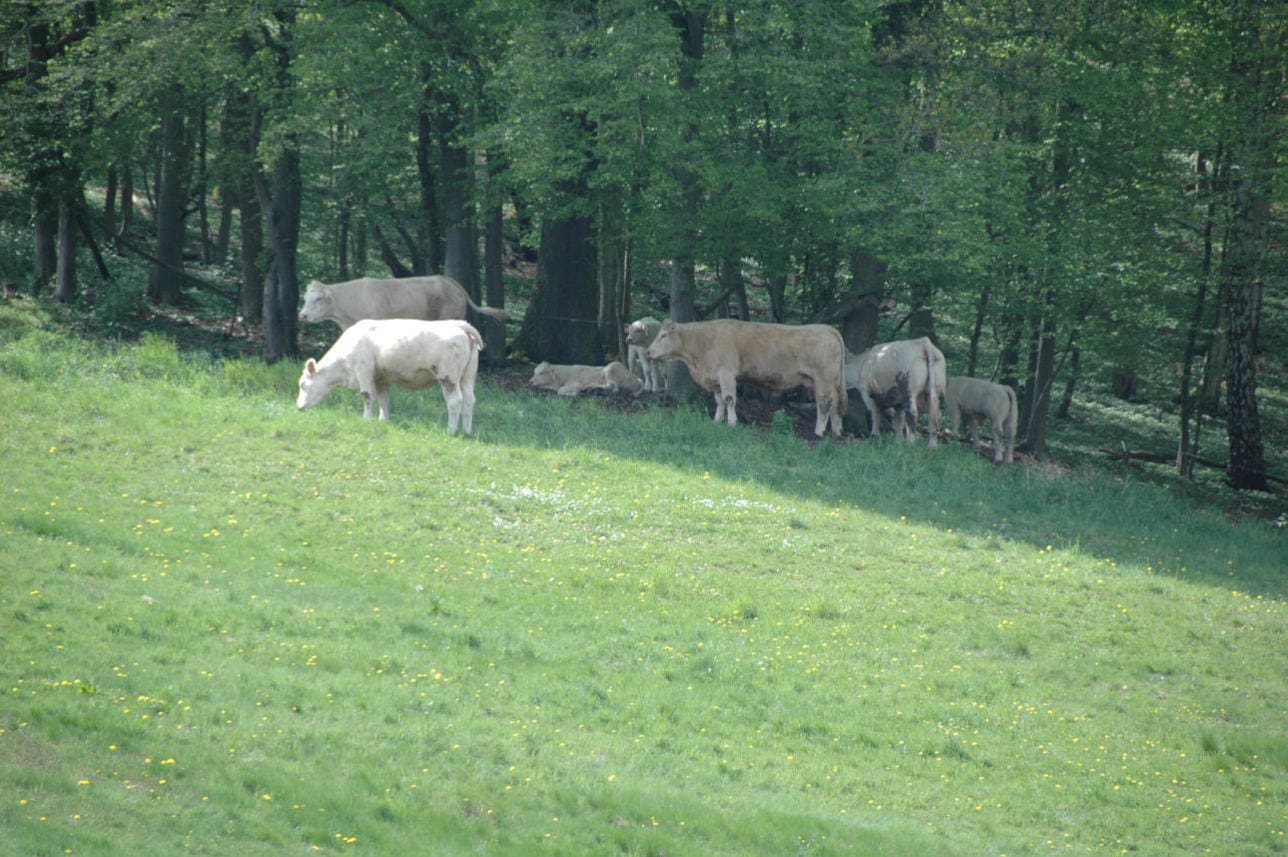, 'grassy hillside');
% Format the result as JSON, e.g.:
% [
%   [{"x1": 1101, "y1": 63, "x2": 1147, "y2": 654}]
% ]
[{"x1": 1, "y1": 301, "x2": 1285, "y2": 855}]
